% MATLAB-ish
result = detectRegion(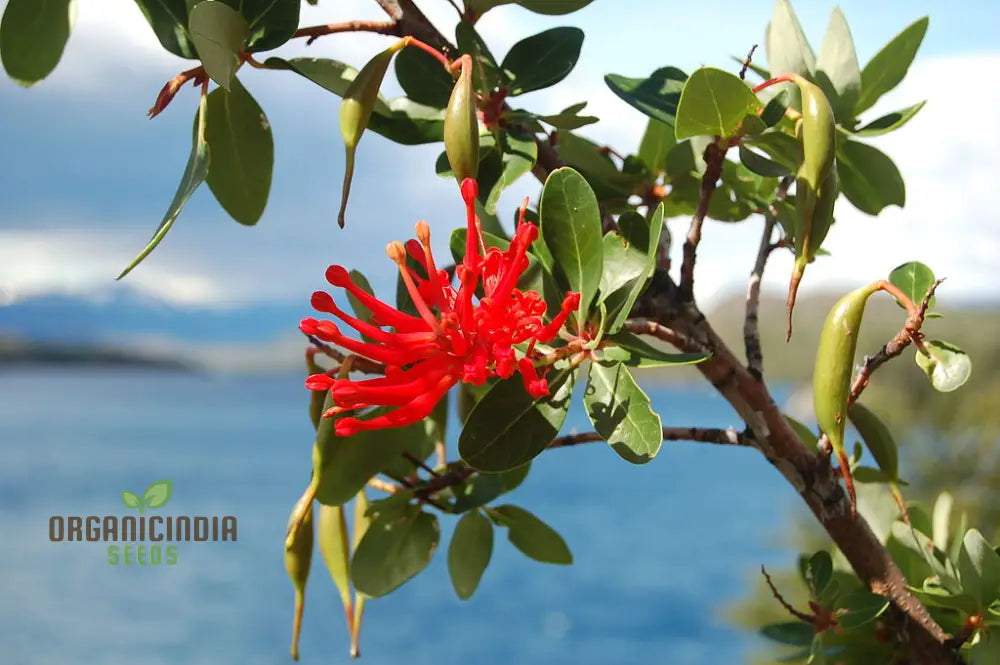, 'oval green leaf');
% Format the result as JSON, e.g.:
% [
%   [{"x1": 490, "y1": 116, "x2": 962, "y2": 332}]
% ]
[
  {"x1": 238, "y1": 0, "x2": 299, "y2": 52},
  {"x1": 204, "y1": 78, "x2": 273, "y2": 225},
  {"x1": 761, "y1": 621, "x2": 814, "y2": 647},
  {"x1": 675, "y1": 67, "x2": 762, "y2": 140},
  {"x1": 837, "y1": 591, "x2": 889, "y2": 630},
  {"x1": 351, "y1": 509, "x2": 440, "y2": 597},
  {"x1": 1, "y1": 0, "x2": 75, "y2": 86},
  {"x1": 584, "y1": 361, "x2": 662, "y2": 464},
  {"x1": 492, "y1": 505, "x2": 571, "y2": 564},
  {"x1": 604, "y1": 67, "x2": 687, "y2": 127},
  {"x1": 836, "y1": 139, "x2": 905, "y2": 215},
  {"x1": 538, "y1": 167, "x2": 603, "y2": 326},
  {"x1": 853, "y1": 101, "x2": 925, "y2": 137},
  {"x1": 394, "y1": 44, "x2": 453, "y2": 108},
  {"x1": 855, "y1": 17, "x2": 928, "y2": 115},
  {"x1": 132, "y1": 0, "x2": 197, "y2": 59},
  {"x1": 188, "y1": 0, "x2": 248, "y2": 91},
  {"x1": 915, "y1": 340, "x2": 971, "y2": 393},
  {"x1": 765, "y1": 0, "x2": 815, "y2": 80},
  {"x1": 815, "y1": 7, "x2": 861, "y2": 121},
  {"x1": 459, "y1": 368, "x2": 576, "y2": 472},
  {"x1": 847, "y1": 402, "x2": 899, "y2": 480},
  {"x1": 448, "y1": 510, "x2": 494, "y2": 600},
  {"x1": 514, "y1": 0, "x2": 593, "y2": 15},
  {"x1": 888, "y1": 261, "x2": 935, "y2": 311},
  {"x1": 501, "y1": 27, "x2": 583, "y2": 96},
  {"x1": 142, "y1": 479, "x2": 173, "y2": 509},
  {"x1": 121, "y1": 490, "x2": 141, "y2": 509},
  {"x1": 601, "y1": 332, "x2": 708, "y2": 368}
]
